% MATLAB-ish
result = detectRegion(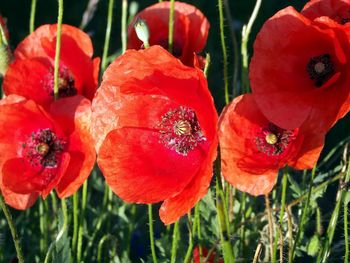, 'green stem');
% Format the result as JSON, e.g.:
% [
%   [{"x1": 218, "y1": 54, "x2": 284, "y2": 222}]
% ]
[
  {"x1": 82, "y1": 213, "x2": 107, "y2": 260},
  {"x1": 97, "y1": 234, "x2": 117, "y2": 263},
  {"x1": 223, "y1": 0, "x2": 239, "y2": 97},
  {"x1": 121, "y1": 0, "x2": 128, "y2": 53},
  {"x1": 77, "y1": 181, "x2": 88, "y2": 263},
  {"x1": 317, "y1": 156, "x2": 350, "y2": 263},
  {"x1": 290, "y1": 166, "x2": 317, "y2": 262},
  {"x1": 29, "y1": 0, "x2": 37, "y2": 33},
  {"x1": 170, "y1": 221, "x2": 180, "y2": 263},
  {"x1": 148, "y1": 204, "x2": 158, "y2": 263},
  {"x1": 183, "y1": 204, "x2": 200, "y2": 262},
  {"x1": 39, "y1": 199, "x2": 48, "y2": 258},
  {"x1": 44, "y1": 198, "x2": 68, "y2": 263},
  {"x1": 344, "y1": 155, "x2": 350, "y2": 263},
  {"x1": 239, "y1": 192, "x2": 246, "y2": 258},
  {"x1": 53, "y1": 0, "x2": 64, "y2": 100},
  {"x1": 0, "y1": 194, "x2": 24, "y2": 263},
  {"x1": 265, "y1": 194, "x2": 274, "y2": 262},
  {"x1": 106, "y1": 186, "x2": 113, "y2": 232},
  {"x1": 196, "y1": 202, "x2": 203, "y2": 263},
  {"x1": 72, "y1": 192, "x2": 79, "y2": 255},
  {"x1": 241, "y1": 0, "x2": 262, "y2": 93},
  {"x1": 101, "y1": 0, "x2": 114, "y2": 77},
  {"x1": 50, "y1": 192, "x2": 58, "y2": 215},
  {"x1": 317, "y1": 187, "x2": 342, "y2": 263},
  {"x1": 217, "y1": 0, "x2": 229, "y2": 104},
  {"x1": 344, "y1": 202, "x2": 349, "y2": 263},
  {"x1": 215, "y1": 156, "x2": 234, "y2": 262},
  {"x1": 203, "y1": 53, "x2": 211, "y2": 78},
  {"x1": 168, "y1": 0, "x2": 175, "y2": 53},
  {"x1": 272, "y1": 169, "x2": 288, "y2": 262},
  {"x1": 103, "y1": 183, "x2": 109, "y2": 208}
]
